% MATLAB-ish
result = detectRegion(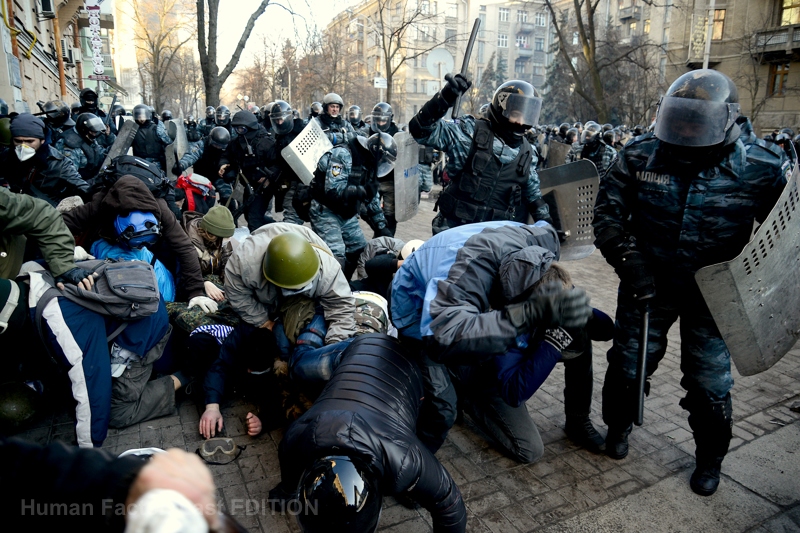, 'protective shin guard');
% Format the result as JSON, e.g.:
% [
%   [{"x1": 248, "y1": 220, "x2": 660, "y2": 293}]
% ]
[{"x1": 683, "y1": 392, "x2": 733, "y2": 496}]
